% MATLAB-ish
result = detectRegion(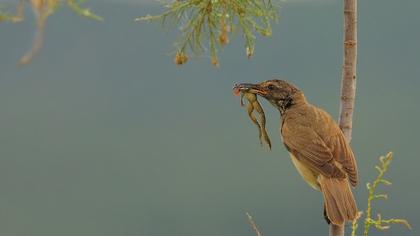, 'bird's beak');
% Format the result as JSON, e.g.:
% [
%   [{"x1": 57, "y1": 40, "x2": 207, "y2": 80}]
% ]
[{"x1": 233, "y1": 83, "x2": 268, "y2": 96}]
